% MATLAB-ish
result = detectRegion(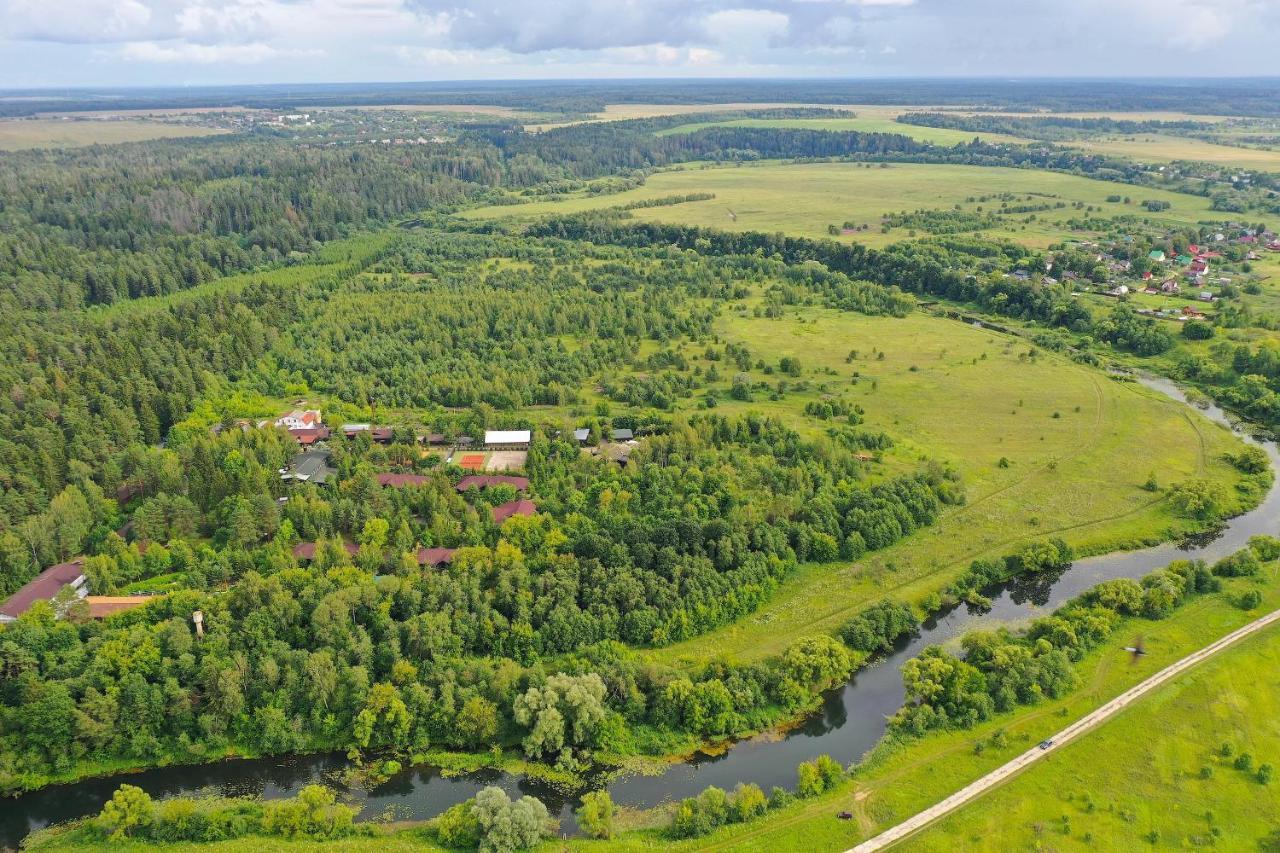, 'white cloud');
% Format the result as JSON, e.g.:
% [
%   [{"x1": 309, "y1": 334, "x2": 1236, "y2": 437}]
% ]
[{"x1": 117, "y1": 39, "x2": 314, "y2": 62}]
